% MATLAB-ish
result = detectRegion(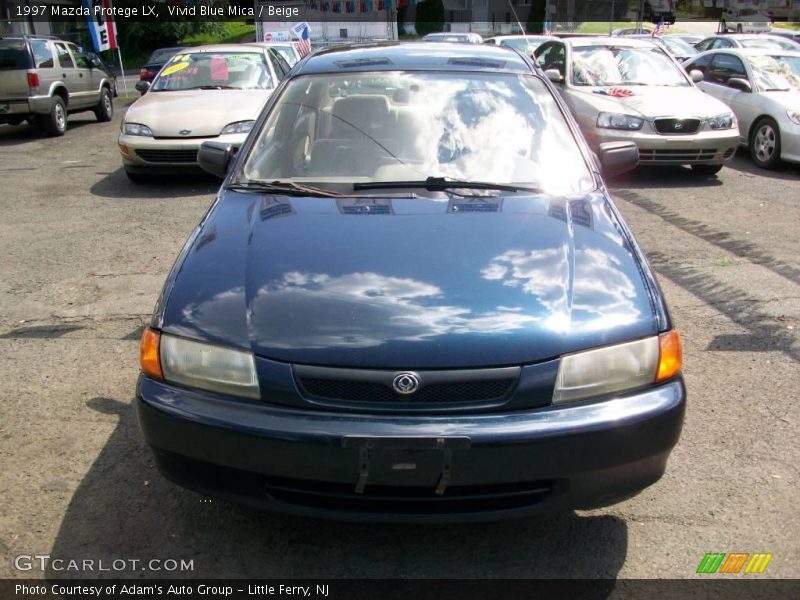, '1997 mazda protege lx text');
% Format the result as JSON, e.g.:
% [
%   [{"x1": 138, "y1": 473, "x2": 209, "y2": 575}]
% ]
[{"x1": 137, "y1": 43, "x2": 685, "y2": 521}]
